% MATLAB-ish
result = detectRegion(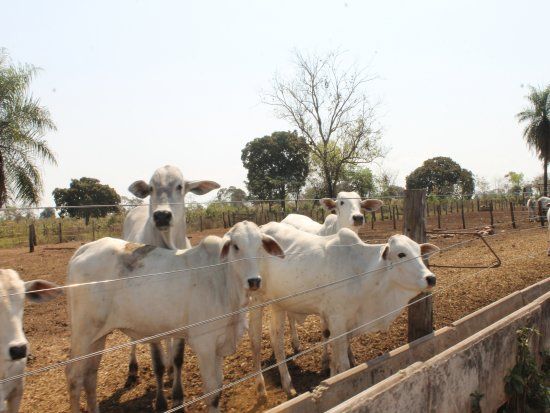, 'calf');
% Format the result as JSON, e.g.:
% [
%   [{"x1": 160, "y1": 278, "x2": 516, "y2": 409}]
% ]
[
  {"x1": 0, "y1": 269, "x2": 60, "y2": 413},
  {"x1": 250, "y1": 223, "x2": 438, "y2": 399},
  {"x1": 281, "y1": 191, "x2": 383, "y2": 352},
  {"x1": 527, "y1": 197, "x2": 550, "y2": 222},
  {"x1": 123, "y1": 165, "x2": 219, "y2": 392},
  {"x1": 65, "y1": 221, "x2": 284, "y2": 413}
]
